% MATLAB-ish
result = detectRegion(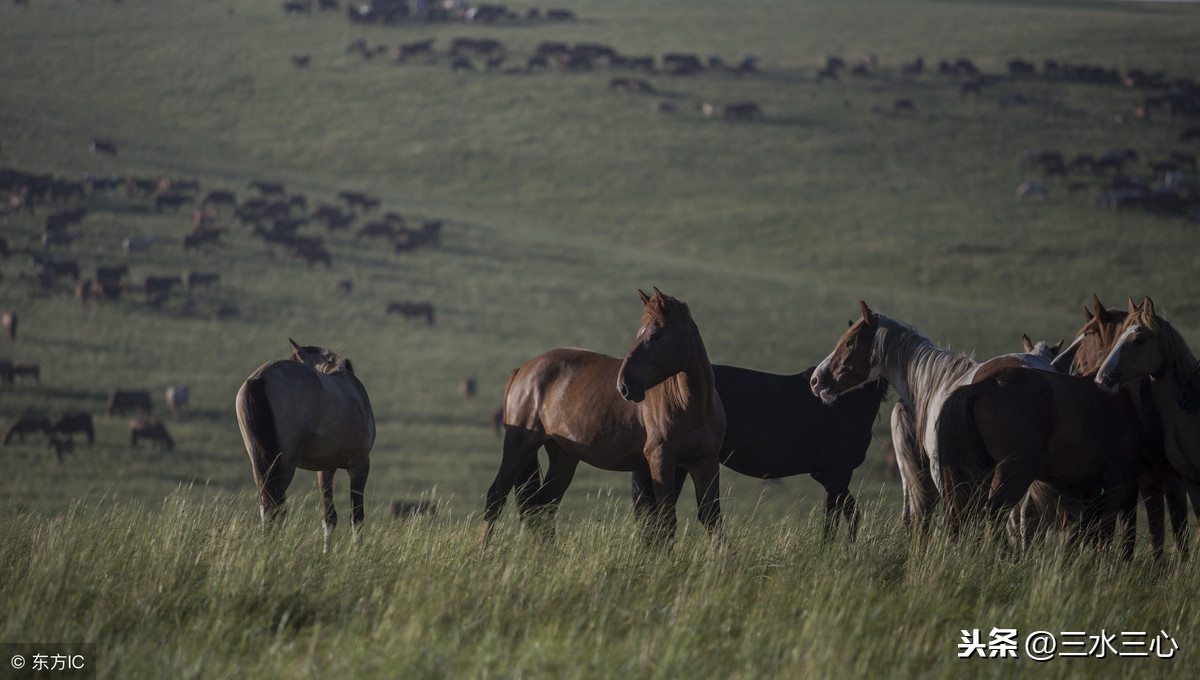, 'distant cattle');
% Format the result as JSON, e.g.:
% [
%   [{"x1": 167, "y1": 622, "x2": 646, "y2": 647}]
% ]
[
  {"x1": 108, "y1": 389, "x2": 153, "y2": 417},
  {"x1": 186, "y1": 271, "x2": 220, "y2": 291},
  {"x1": 200, "y1": 190, "x2": 237, "y2": 209},
  {"x1": 13, "y1": 364, "x2": 39, "y2": 382},
  {"x1": 144, "y1": 275, "x2": 182, "y2": 304},
  {"x1": 47, "y1": 436, "x2": 74, "y2": 464},
  {"x1": 337, "y1": 190, "x2": 380, "y2": 211},
  {"x1": 53, "y1": 412, "x2": 95, "y2": 444},
  {"x1": 123, "y1": 236, "x2": 159, "y2": 254},
  {"x1": 130, "y1": 418, "x2": 173, "y2": 451}
]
